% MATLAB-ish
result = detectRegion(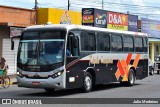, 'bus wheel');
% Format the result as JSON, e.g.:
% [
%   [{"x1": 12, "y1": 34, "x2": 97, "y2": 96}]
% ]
[
  {"x1": 149, "y1": 69, "x2": 154, "y2": 75},
  {"x1": 44, "y1": 88, "x2": 55, "y2": 93},
  {"x1": 83, "y1": 72, "x2": 92, "y2": 93},
  {"x1": 127, "y1": 69, "x2": 135, "y2": 86},
  {"x1": 157, "y1": 71, "x2": 160, "y2": 74}
]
